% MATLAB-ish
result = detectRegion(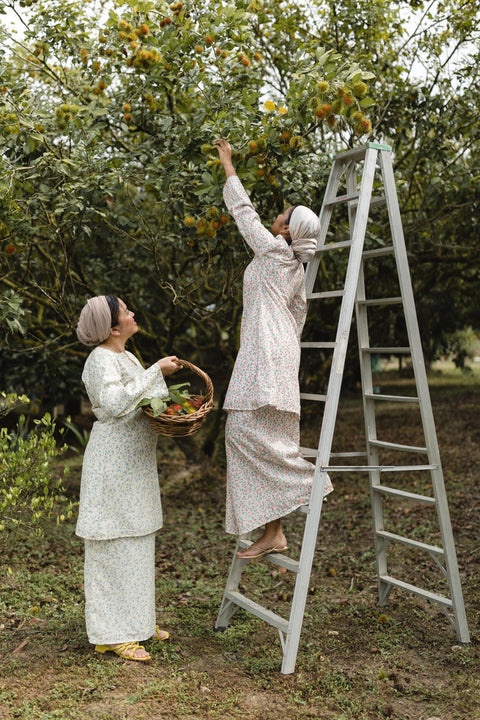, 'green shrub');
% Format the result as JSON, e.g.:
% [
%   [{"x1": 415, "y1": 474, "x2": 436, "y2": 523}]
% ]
[{"x1": 0, "y1": 392, "x2": 74, "y2": 541}]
